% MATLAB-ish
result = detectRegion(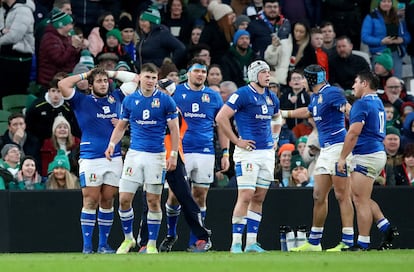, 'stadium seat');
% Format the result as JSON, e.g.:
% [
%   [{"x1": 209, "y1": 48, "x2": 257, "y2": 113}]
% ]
[
  {"x1": 0, "y1": 109, "x2": 11, "y2": 122},
  {"x1": 0, "y1": 122, "x2": 8, "y2": 135},
  {"x1": 2, "y1": 94, "x2": 29, "y2": 113}
]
